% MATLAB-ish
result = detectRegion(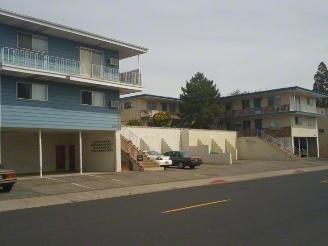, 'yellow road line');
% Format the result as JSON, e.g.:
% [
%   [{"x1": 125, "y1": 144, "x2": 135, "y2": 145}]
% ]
[
  {"x1": 321, "y1": 180, "x2": 328, "y2": 183},
  {"x1": 162, "y1": 199, "x2": 230, "y2": 214}
]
